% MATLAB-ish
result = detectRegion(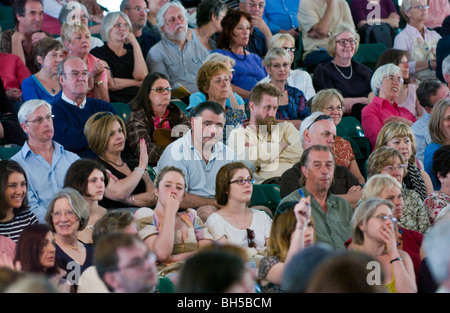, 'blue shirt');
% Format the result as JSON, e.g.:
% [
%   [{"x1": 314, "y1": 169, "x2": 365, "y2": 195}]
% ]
[
  {"x1": 21, "y1": 75, "x2": 62, "y2": 102},
  {"x1": 263, "y1": 0, "x2": 300, "y2": 34},
  {"x1": 424, "y1": 142, "x2": 442, "y2": 191},
  {"x1": 156, "y1": 130, "x2": 238, "y2": 198},
  {"x1": 410, "y1": 113, "x2": 431, "y2": 163},
  {"x1": 186, "y1": 91, "x2": 245, "y2": 111},
  {"x1": 11, "y1": 141, "x2": 80, "y2": 223}
]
